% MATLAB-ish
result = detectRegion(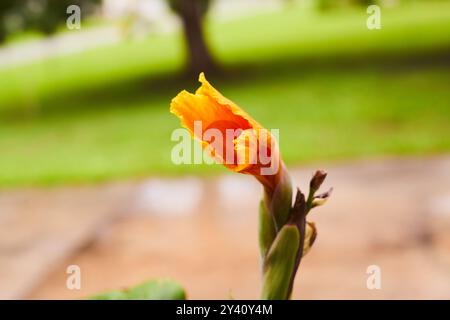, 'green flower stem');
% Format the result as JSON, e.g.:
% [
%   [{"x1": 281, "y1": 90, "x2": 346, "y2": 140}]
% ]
[
  {"x1": 263, "y1": 169, "x2": 293, "y2": 231},
  {"x1": 259, "y1": 170, "x2": 328, "y2": 300}
]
